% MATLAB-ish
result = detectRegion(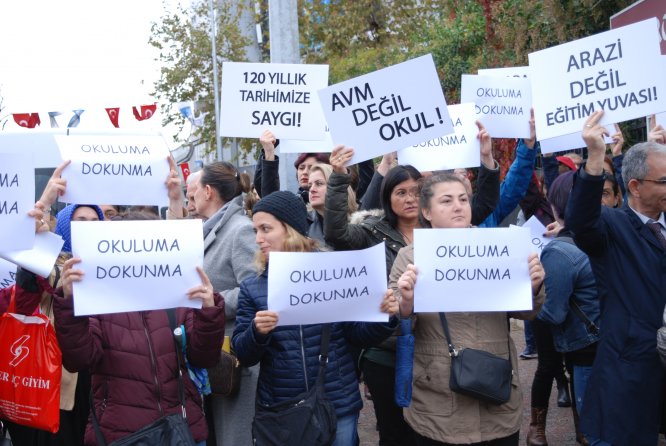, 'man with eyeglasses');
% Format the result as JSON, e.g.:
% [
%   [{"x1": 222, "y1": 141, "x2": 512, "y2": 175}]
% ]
[{"x1": 565, "y1": 110, "x2": 666, "y2": 446}]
